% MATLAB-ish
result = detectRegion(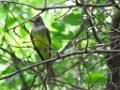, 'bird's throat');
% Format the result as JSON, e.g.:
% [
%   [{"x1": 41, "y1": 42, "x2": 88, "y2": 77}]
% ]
[{"x1": 31, "y1": 25, "x2": 46, "y2": 34}]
